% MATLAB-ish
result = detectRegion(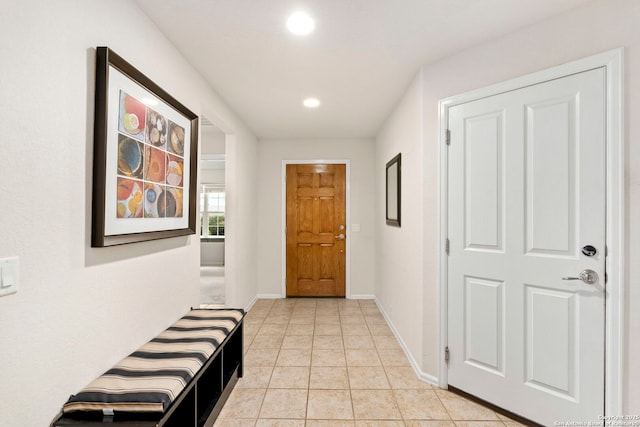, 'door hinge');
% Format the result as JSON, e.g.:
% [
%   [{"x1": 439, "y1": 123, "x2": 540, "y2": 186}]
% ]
[
  {"x1": 445, "y1": 238, "x2": 450, "y2": 255},
  {"x1": 446, "y1": 129, "x2": 451, "y2": 146},
  {"x1": 445, "y1": 346, "x2": 450, "y2": 363}
]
